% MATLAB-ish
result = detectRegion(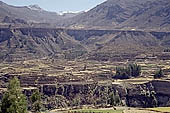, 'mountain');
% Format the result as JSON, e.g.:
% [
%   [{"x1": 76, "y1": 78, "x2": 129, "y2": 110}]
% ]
[
  {"x1": 0, "y1": 1, "x2": 78, "y2": 25},
  {"x1": 60, "y1": 0, "x2": 170, "y2": 30},
  {"x1": 27, "y1": 5, "x2": 43, "y2": 11},
  {"x1": 119, "y1": 0, "x2": 170, "y2": 30},
  {"x1": 1, "y1": 0, "x2": 170, "y2": 30}
]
